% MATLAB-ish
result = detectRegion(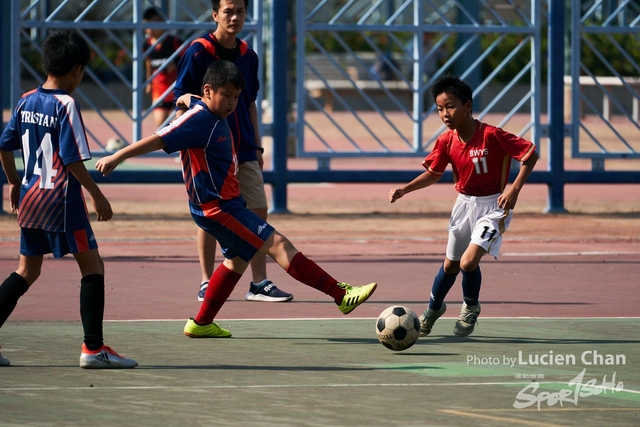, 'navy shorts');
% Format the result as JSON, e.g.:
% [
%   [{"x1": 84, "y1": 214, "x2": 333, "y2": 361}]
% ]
[
  {"x1": 20, "y1": 224, "x2": 98, "y2": 258},
  {"x1": 191, "y1": 197, "x2": 275, "y2": 262}
]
